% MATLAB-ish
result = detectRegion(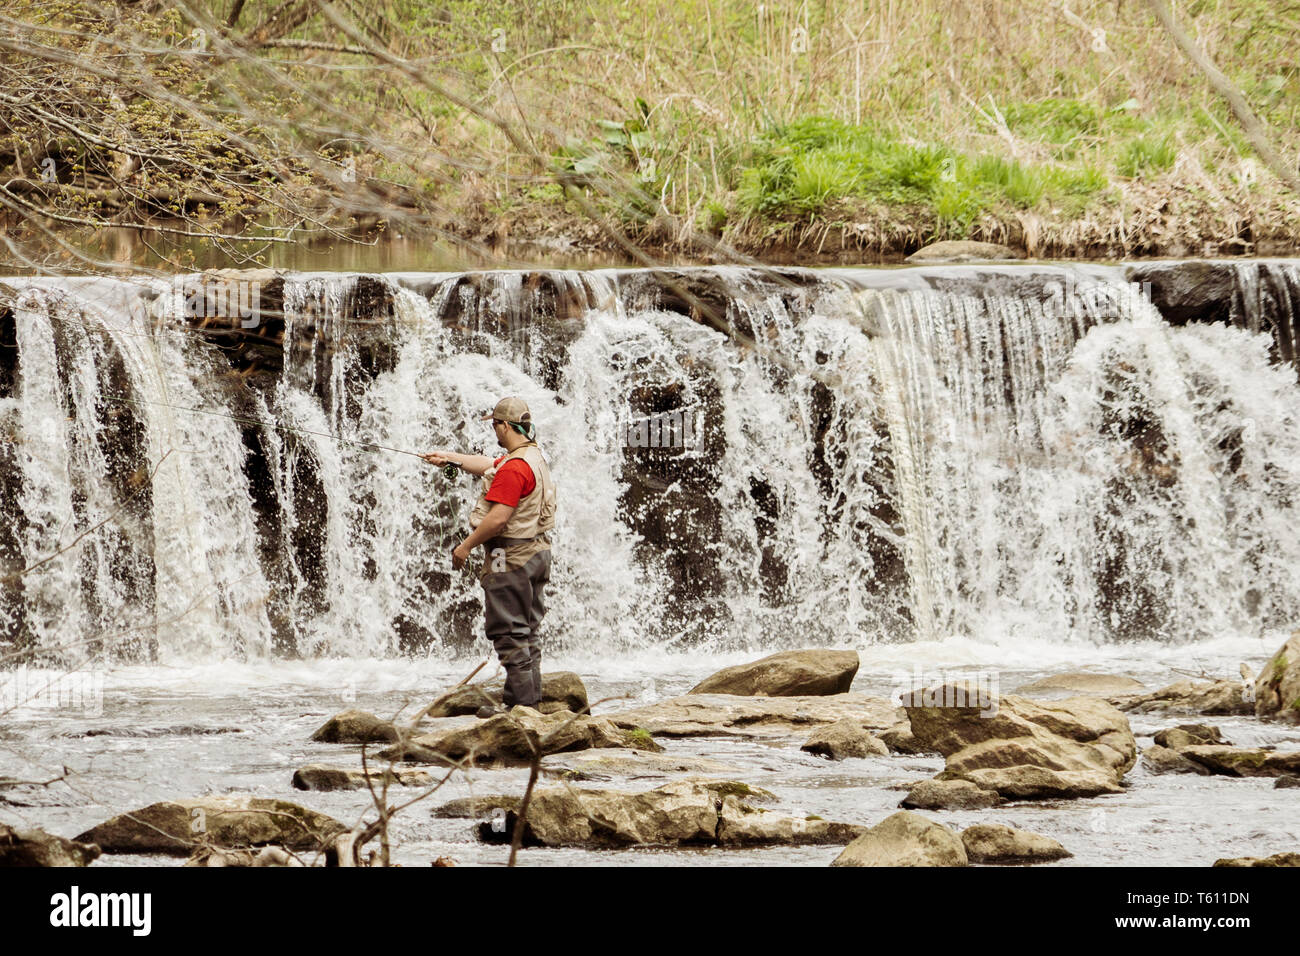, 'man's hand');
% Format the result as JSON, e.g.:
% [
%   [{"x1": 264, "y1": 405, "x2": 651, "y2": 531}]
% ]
[
  {"x1": 451, "y1": 541, "x2": 471, "y2": 570},
  {"x1": 422, "y1": 451, "x2": 451, "y2": 466}
]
